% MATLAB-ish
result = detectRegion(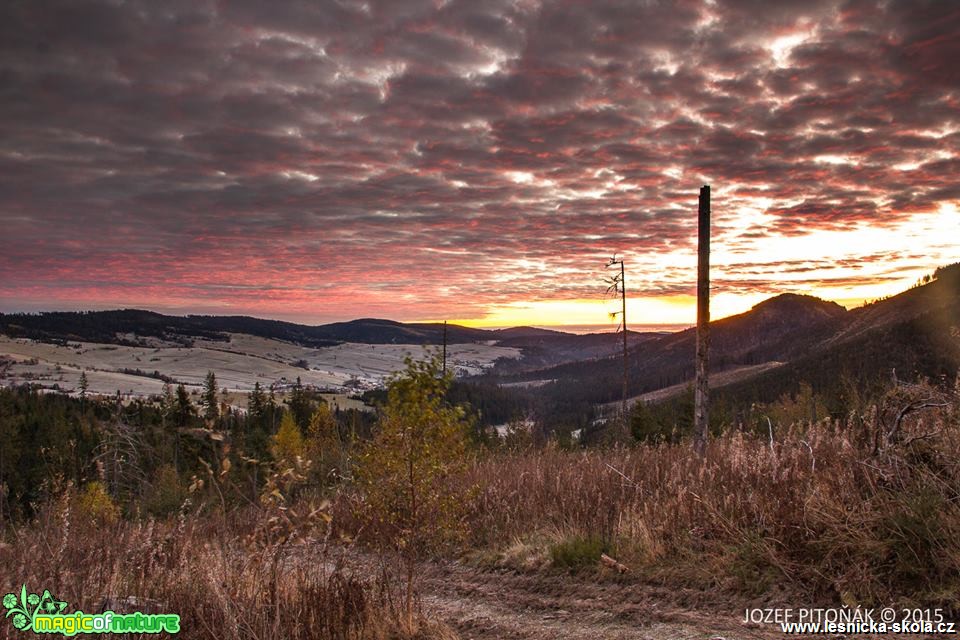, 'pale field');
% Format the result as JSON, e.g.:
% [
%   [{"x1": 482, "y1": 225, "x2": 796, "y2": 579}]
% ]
[
  {"x1": 598, "y1": 361, "x2": 785, "y2": 414},
  {"x1": 0, "y1": 333, "x2": 520, "y2": 399}
]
